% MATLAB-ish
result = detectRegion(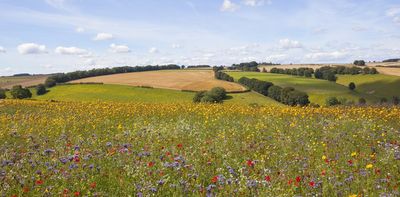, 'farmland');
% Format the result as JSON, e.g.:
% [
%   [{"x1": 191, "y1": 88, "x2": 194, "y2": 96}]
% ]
[
  {"x1": 71, "y1": 70, "x2": 246, "y2": 92},
  {"x1": 227, "y1": 71, "x2": 400, "y2": 105},
  {"x1": 0, "y1": 100, "x2": 399, "y2": 196},
  {"x1": 0, "y1": 75, "x2": 49, "y2": 89}
]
